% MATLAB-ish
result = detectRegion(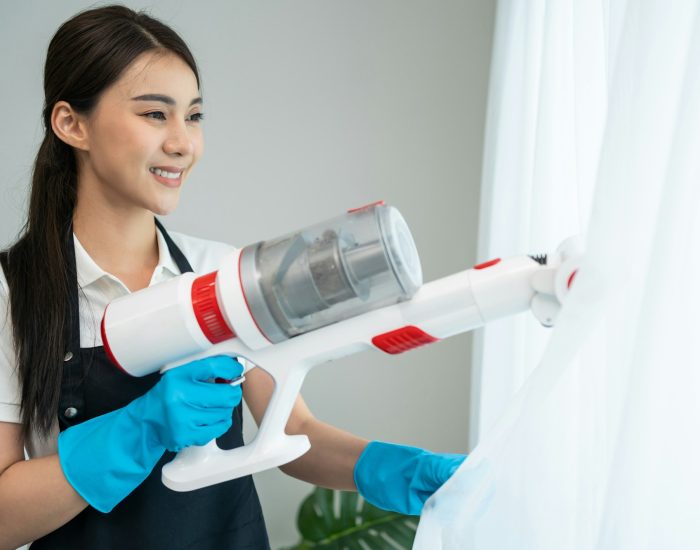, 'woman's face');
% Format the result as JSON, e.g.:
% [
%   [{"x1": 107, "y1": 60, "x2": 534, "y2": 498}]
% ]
[{"x1": 79, "y1": 51, "x2": 204, "y2": 216}]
